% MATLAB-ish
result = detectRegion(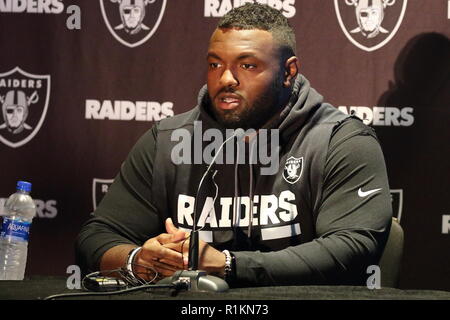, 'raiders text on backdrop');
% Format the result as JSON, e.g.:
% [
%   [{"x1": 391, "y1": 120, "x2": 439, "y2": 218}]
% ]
[
  {"x1": 0, "y1": 78, "x2": 42, "y2": 89},
  {"x1": 0, "y1": 198, "x2": 57, "y2": 218},
  {"x1": 338, "y1": 106, "x2": 414, "y2": 126},
  {"x1": 204, "y1": 0, "x2": 296, "y2": 18},
  {"x1": 0, "y1": 0, "x2": 63, "y2": 13},
  {"x1": 85, "y1": 99, "x2": 174, "y2": 122},
  {"x1": 0, "y1": 1, "x2": 80, "y2": 29}
]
